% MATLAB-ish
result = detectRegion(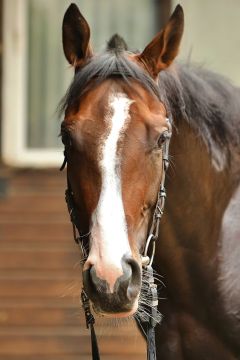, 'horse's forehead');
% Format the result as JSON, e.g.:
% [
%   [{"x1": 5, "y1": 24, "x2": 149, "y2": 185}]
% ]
[
  {"x1": 64, "y1": 79, "x2": 167, "y2": 145},
  {"x1": 71, "y1": 80, "x2": 164, "y2": 119}
]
